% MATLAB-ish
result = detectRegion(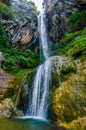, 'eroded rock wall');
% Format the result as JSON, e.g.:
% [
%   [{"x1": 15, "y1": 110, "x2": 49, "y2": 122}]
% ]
[
  {"x1": 44, "y1": 0, "x2": 86, "y2": 44},
  {"x1": 0, "y1": 0, "x2": 39, "y2": 52}
]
